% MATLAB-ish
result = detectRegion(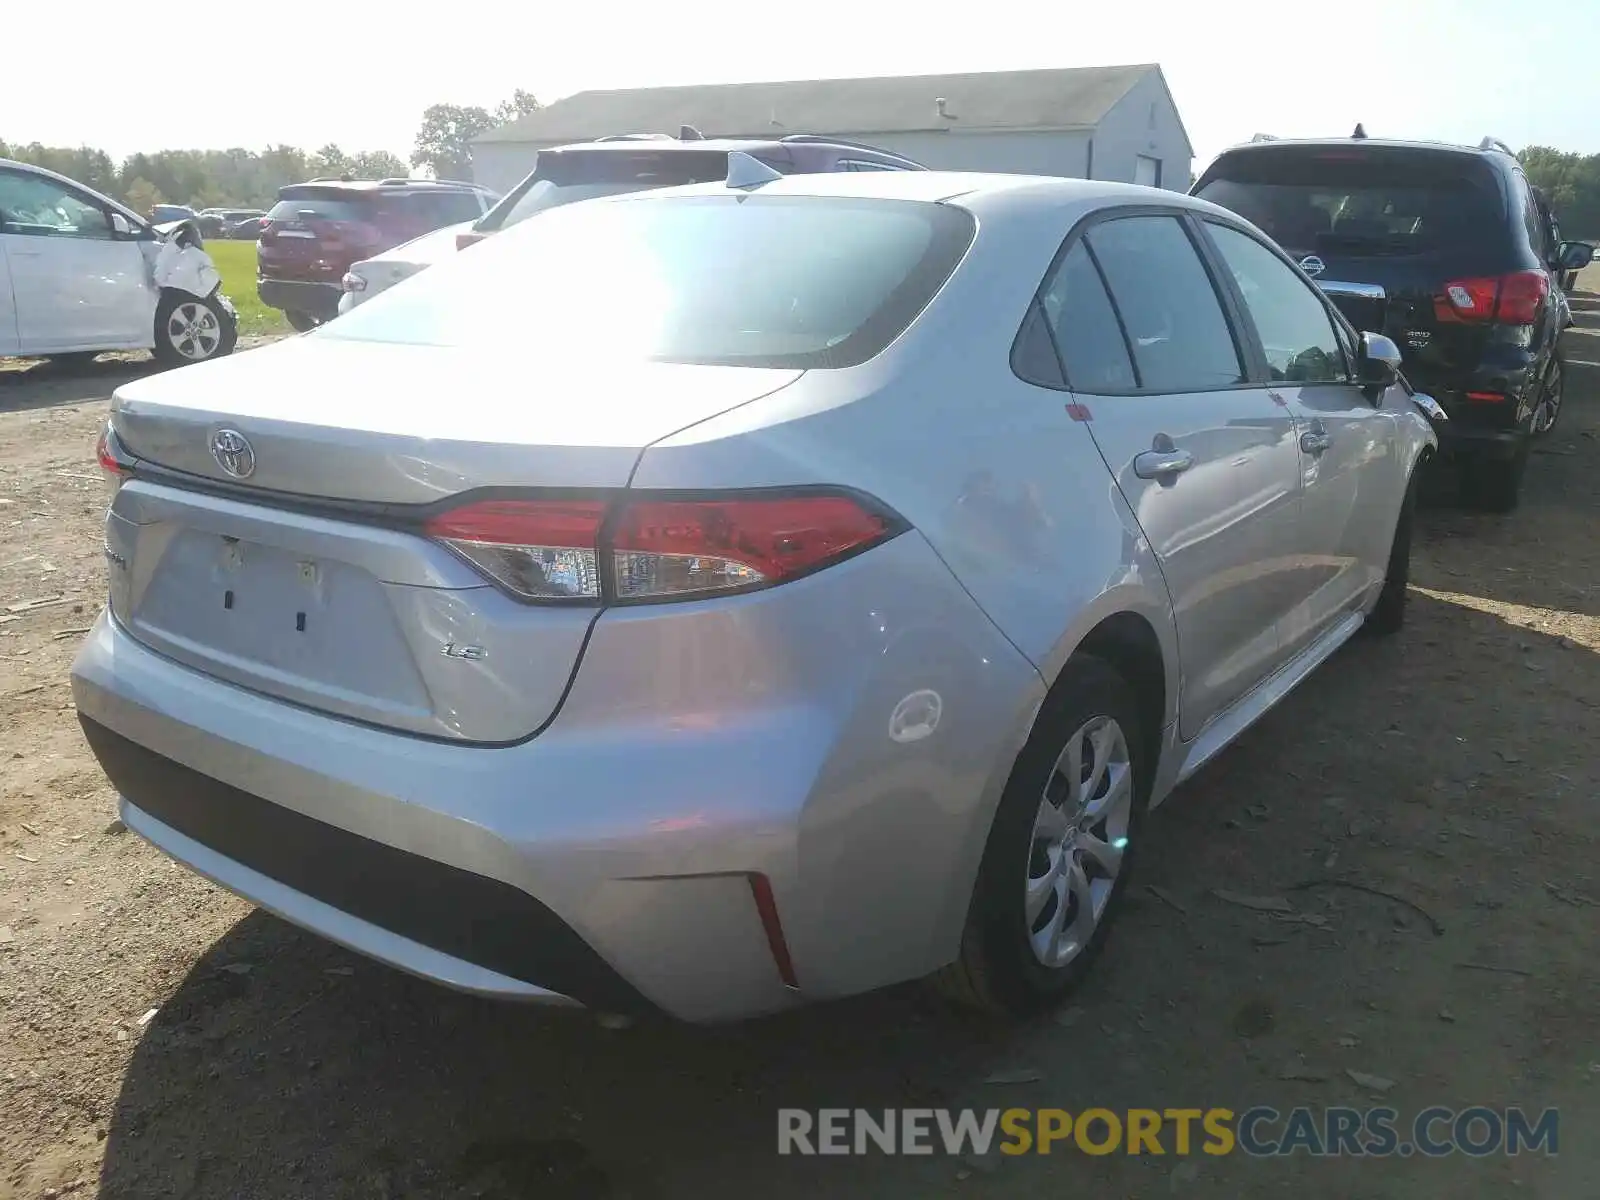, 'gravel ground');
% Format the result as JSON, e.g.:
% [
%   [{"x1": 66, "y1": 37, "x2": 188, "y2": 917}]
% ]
[{"x1": 1, "y1": 302, "x2": 1596, "y2": 1200}]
